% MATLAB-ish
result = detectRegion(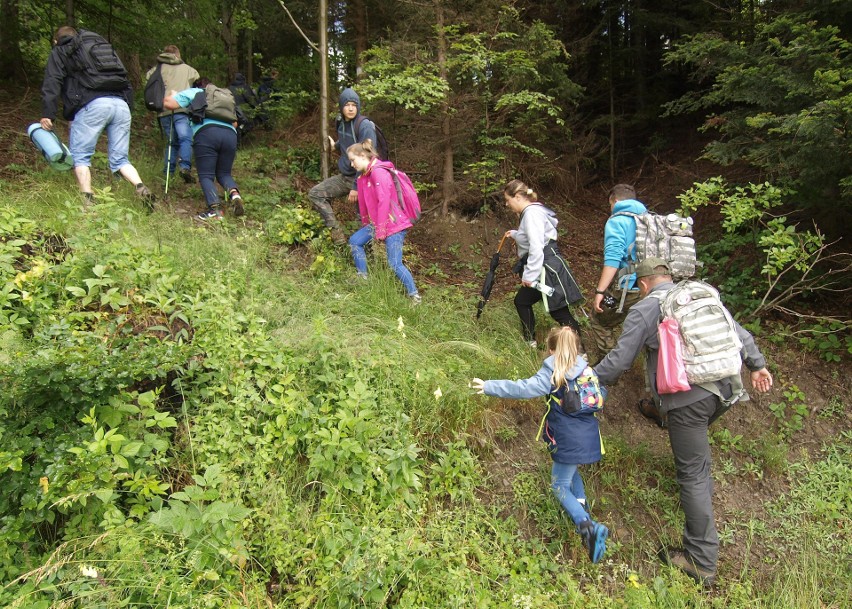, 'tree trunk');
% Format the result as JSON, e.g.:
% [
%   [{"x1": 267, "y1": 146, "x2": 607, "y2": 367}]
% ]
[
  {"x1": 436, "y1": 1, "x2": 454, "y2": 216},
  {"x1": 222, "y1": 1, "x2": 238, "y2": 81},
  {"x1": 65, "y1": 0, "x2": 74, "y2": 26},
  {"x1": 0, "y1": 0, "x2": 25, "y2": 80},
  {"x1": 350, "y1": 0, "x2": 367, "y2": 80},
  {"x1": 320, "y1": 0, "x2": 330, "y2": 179},
  {"x1": 246, "y1": 30, "x2": 253, "y2": 83}
]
